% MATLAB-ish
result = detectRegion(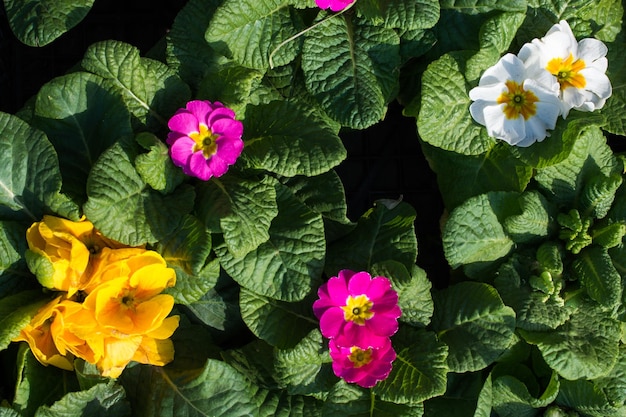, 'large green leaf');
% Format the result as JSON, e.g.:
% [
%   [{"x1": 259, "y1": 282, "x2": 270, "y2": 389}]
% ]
[
  {"x1": 519, "y1": 302, "x2": 621, "y2": 380},
  {"x1": 325, "y1": 201, "x2": 417, "y2": 275},
  {"x1": 134, "y1": 132, "x2": 186, "y2": 195},
  {"x1": 206, "y1": 0, "x2": 302, "y2": 69},
  {"x1": 84, "y1": 142, "x2": 195, "y2": 246},
  {"x1": 0, "y1": 112, "x2": 79, "y2": 222},
  {"x1": 442, "y1": 192, "x2": 517, "y2": 269},
  {"x1": 322, "y1": 381, "x2": 425, "y2": 417},
  {"x1": 572, "y1": 246, "x2": 622, "y2": 309},
  {"x1": 34, "y1": 382, "x2": 129, "y2": 417},
  {"x1": 217, "y1": 183, "x2": 325, "y2": 302},
  {"x1": 239, "y1": 288, "x2": 318, "y2": 349},
  {"x1": 373, "y1": 327, "x2": 448, "y2": 405},
  {"x1": 491, "y1": 367, "x2": 559, "y2": 417},
  {"x1": 302, "y1": 13, "x2": 400, "y2": 129},
  {"x1": 431, "y1": 282, "x2": 516, "y2": 372},
  {"x1": 241, "y1": 101, "x2": 346, "y2": 177},
  {"x1": 382, "y1": 0, "x2": 440, "y2": 30},
  {"x1": 416, "y1": 52, "x2": 495, "y2": 155},
  {"x1": 120, "y1": 359, "x2": 258, "y2": 417},
  {"x1": 439, "y1": 0, "x2": 527, "y2": 13},
  {"x1": 32, "y1": 72, "x2": 133, "y2": 200},
  {"x1": 502, "y1": 191, "x2": 554, "y2": 244},
  {"x1": 81, "y1": 40, "x2": 191, "y2": 130},
  {"x1": 3, "y1": 0, "x2": 94, "y2": 47},
  {"x1": 195, "y1": 174, "x2": 278, "y2": 258},
  {"x1": 0, "y1": 221, "x2": 35, "y2": 299},
  {"x1": 555, "y1": 379, "x2": 626, "y2": 417}
]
